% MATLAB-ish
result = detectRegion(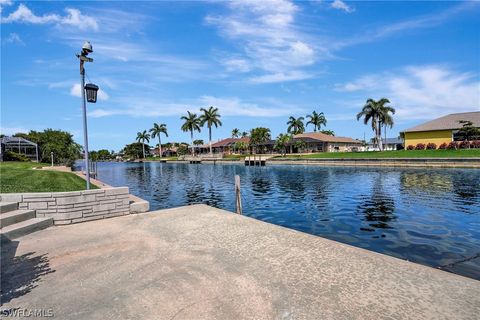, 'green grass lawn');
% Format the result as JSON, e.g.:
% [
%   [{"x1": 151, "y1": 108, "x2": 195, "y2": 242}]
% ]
[
  {"x1": 0, "y1": 161, "x2": 96, "y2": 193},
  {"x1": 144, "y1": 156, "x2": 178, "y2": 161},
  {"x1": 273, "y1": 149, "x2": 480, "y2": 159}
]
